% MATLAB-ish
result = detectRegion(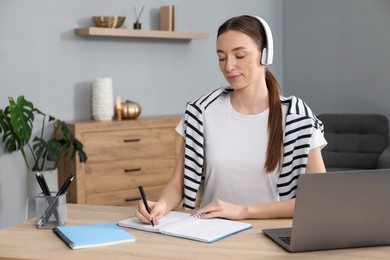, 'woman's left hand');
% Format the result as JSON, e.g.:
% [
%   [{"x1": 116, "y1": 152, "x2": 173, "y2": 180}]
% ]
[{"x1": 194, "y1": 199, "x2": 246, "y2": 220}]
